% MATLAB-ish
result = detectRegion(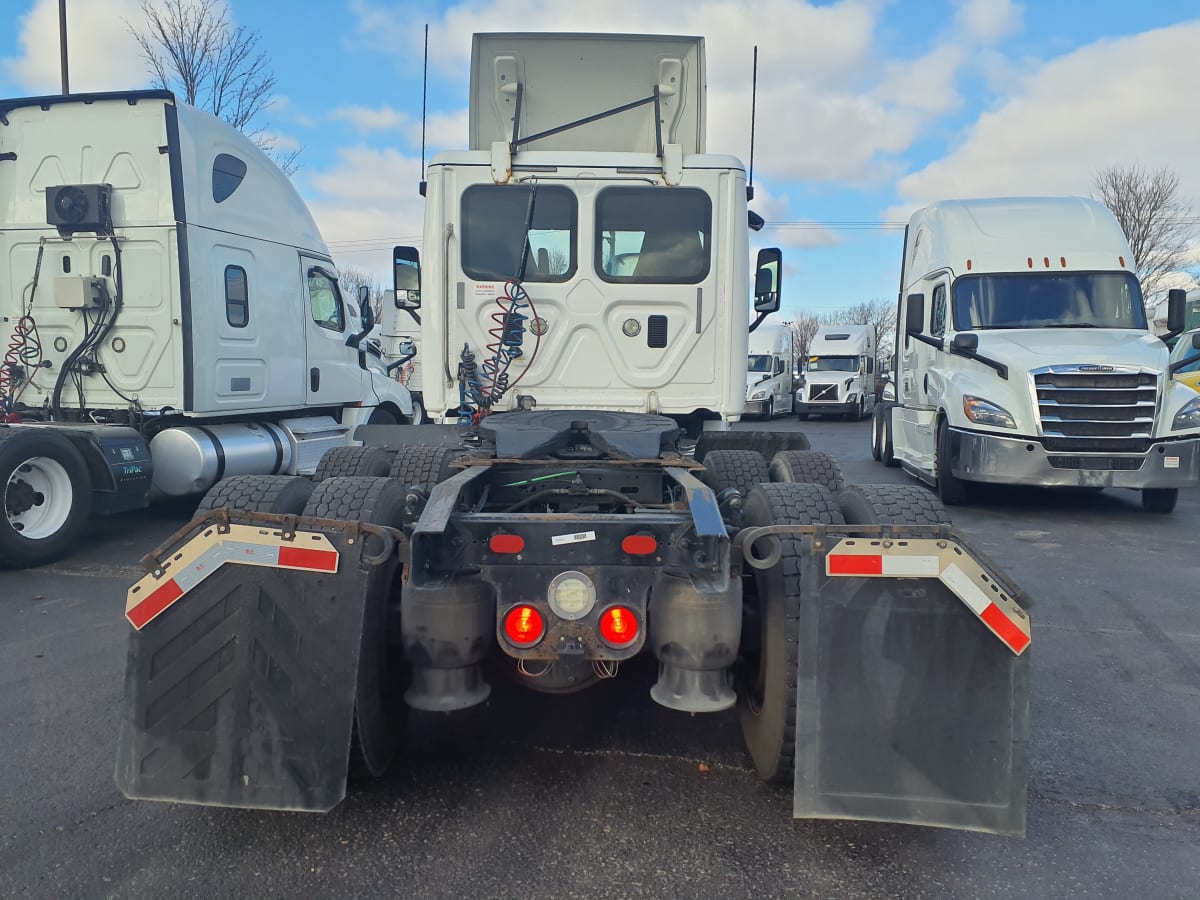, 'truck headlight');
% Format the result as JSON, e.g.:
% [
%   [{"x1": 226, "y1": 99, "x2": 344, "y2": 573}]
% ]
[
  {"x1": 1172, "y1": 395, "x2": 1200, "y2": 431},
  {"x1": 963, "y1": 395, "x2": 1016, "y2": 429},
  {"x1": 846, "y1": 392, "x2": 857, "y2": 403},
  {"x1": 751, "y1": 390, "x2": 767, "y2": 400}
]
